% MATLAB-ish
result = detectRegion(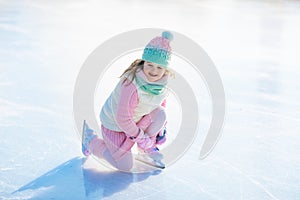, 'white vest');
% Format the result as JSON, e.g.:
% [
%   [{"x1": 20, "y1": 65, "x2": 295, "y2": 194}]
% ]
[{"x1": 100, "y1": 76, "x2": 168, "y2": 132}]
